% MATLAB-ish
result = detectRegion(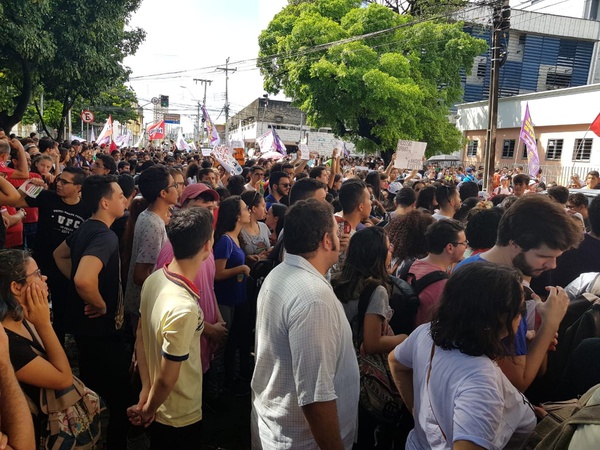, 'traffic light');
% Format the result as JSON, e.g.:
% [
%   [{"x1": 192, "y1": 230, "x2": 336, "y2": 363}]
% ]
[{"x1": 160, "y1": 95, "x2": 169, "y2": 108}]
